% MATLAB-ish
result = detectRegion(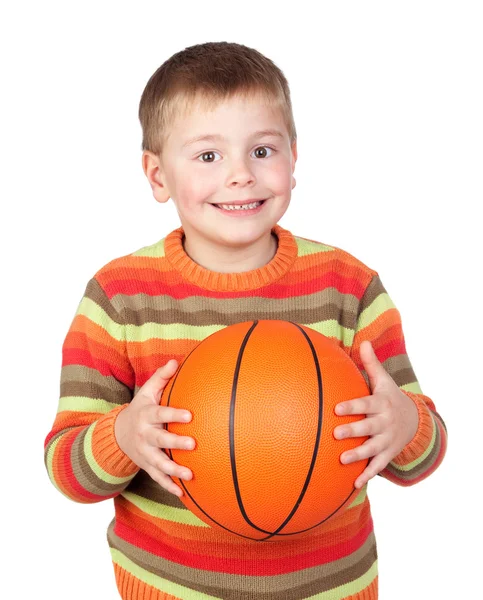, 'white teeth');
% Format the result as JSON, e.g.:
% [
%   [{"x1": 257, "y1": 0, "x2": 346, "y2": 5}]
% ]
[{"x1": 218, "y1": 201, "x2": 262, "y2": 211}]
